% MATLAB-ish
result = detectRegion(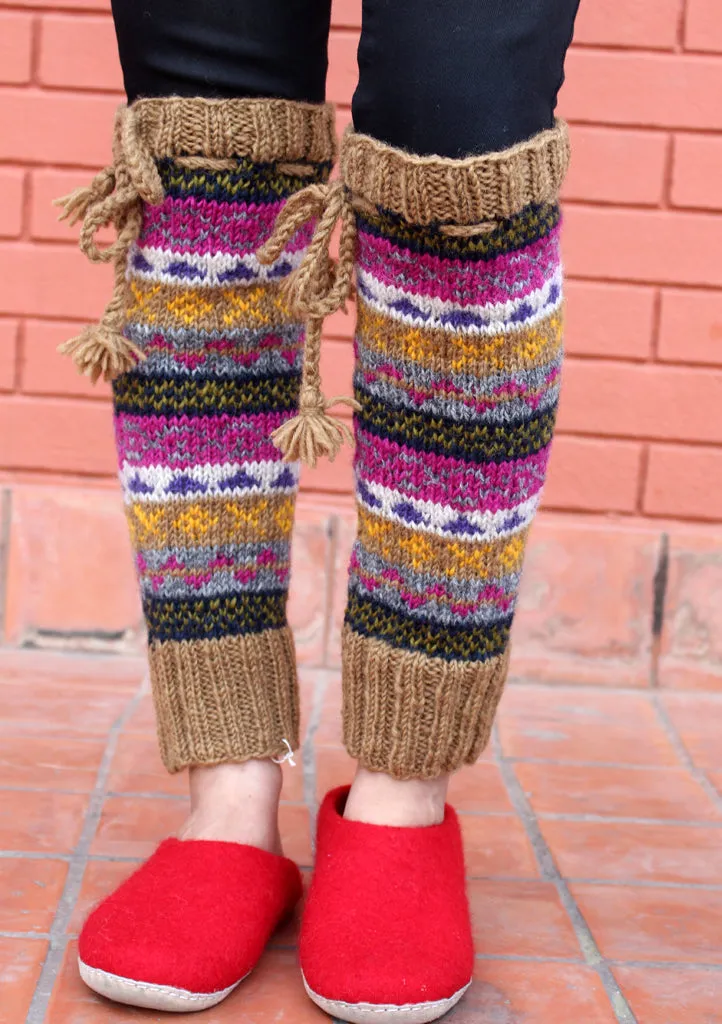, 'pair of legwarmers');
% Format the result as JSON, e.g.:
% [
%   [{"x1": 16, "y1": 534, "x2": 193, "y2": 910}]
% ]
[{"x1": 62, "y1": 96, "x2": 568, "y2": 779}]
